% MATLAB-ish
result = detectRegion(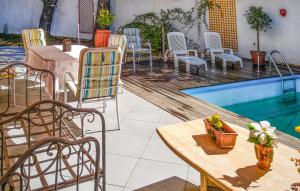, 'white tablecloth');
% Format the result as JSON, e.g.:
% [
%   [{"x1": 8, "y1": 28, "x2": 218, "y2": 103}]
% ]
[{"x1": 27, "y1": 45, "x2": 87, "y2": 98}]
